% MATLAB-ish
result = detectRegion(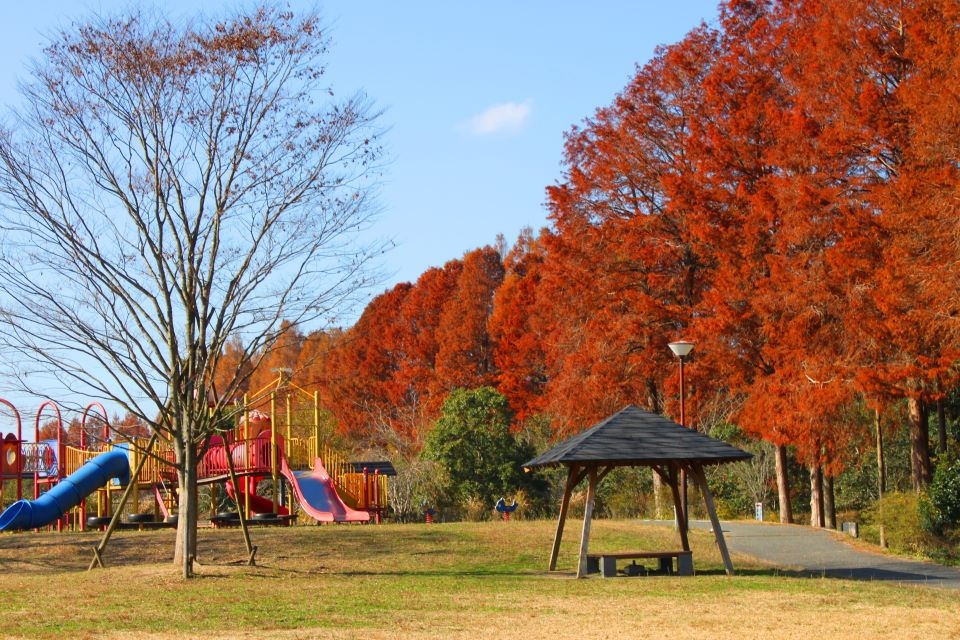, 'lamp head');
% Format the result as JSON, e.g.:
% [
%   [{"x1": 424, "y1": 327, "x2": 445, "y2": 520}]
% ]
[{"x1": 668, "y1": 340, "x2": 694, "y2": 358}]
